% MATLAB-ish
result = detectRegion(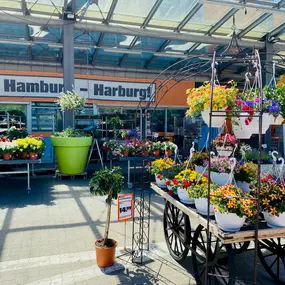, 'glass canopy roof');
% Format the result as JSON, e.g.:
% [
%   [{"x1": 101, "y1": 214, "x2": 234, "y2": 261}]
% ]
[{"x1": 0, "y1": 0, "x2": 284, "y2": 75}]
